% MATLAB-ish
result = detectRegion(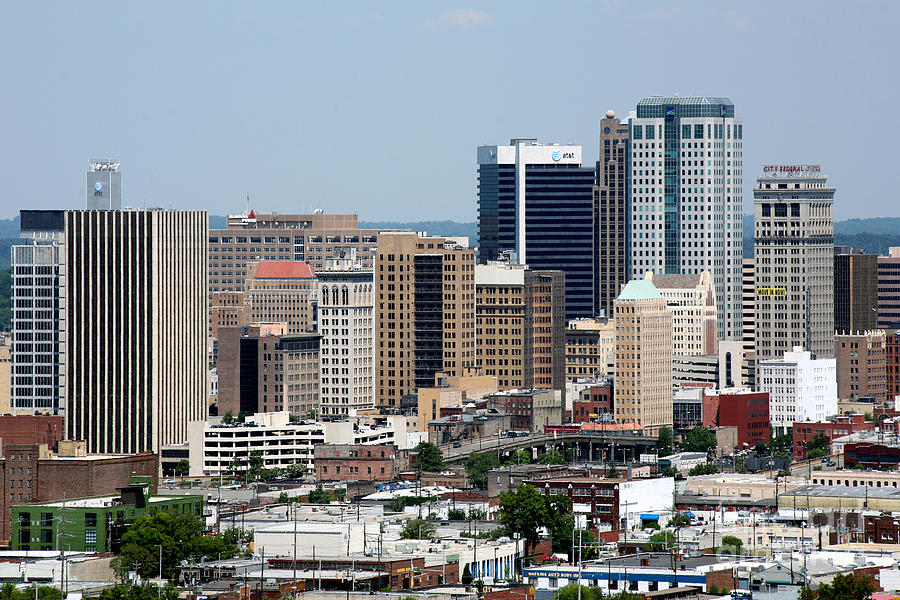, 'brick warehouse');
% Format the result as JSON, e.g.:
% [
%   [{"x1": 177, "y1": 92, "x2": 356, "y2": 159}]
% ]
[
  {"x1": 314, "y1": 443, "x2": 404, "y2": 482},
  {"x1": 0, "y1": 442, "x2": 157, "y2": 545}
]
